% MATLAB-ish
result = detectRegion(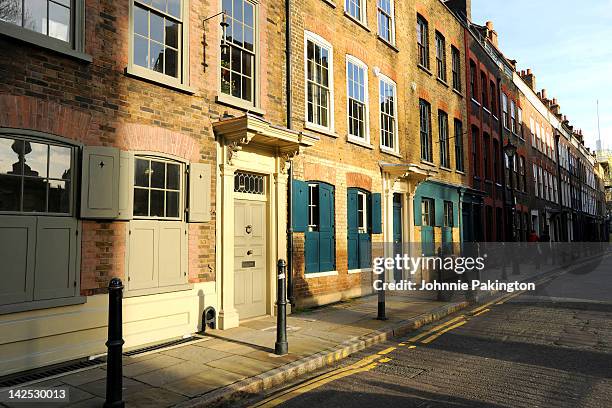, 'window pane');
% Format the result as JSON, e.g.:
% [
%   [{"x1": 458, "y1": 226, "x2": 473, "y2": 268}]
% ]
[
  {"x1": 135, "y1": 159, "x2": 150, "y2": 187},
  {"x1": 134, "y1": 5, "x2": 148, "y2": 36},
  {"x1": 165, "y1": 47, "x2": 178, "y2": 77},
  {"x1": 221, "y1": 68, "x2": 231, "y2": 94},
  {"x1": 49, "y1": 145, "x2": 71, "y2": 179},
  {"x1": 165, "y1": 19, "x2": 178, "y2": 48},
  {"x1": 0, "y1": 174, "x2": 21, "y2": 211},
  {"x1": 166, "y1": 163, "x2": 180, "y2": 190},
  {"x1": 242, "y1": 76, "x2": 252, "y2": 102},
  {"x1": 150, "y1": 160, "x2": 165, "y2": 188},
  {"x1": 233, "y1": 0, "x2": 243, "y2": 21},
  {"x1": 23, "y1": 178, "x2": 47, "y2": 212},
  {"x1": 166, "y1": 191, "x2": 179, "y2": 217},
  {"x1": 167, "y1": 0, "x2": 181, "y2": 18},
  {"x1": 231, "y1": 72, "x2": 241, "y2": 98},
  {"x1": 133, "y1": 35, "x2": 149, "y2": 68},
  {"x1": 48, "y1": 179, "x2": 69, "y2": 213},
  {"x1": 244, "y1": 1, "x2": 253, "y2": 26},
  {"x1": 150, "y1": 12, "x2": 164, "y2": 43},
  {"x1": 152, "y1": 0, "x2": 165, "y2": 12},
  {"x1": 150, "y1": 189, "x2": 164, "y2": 216},
  {"x1": 150, "y1": 41, "x2": 164, "y2": 73},
  {"x1": 133, "y1": 188, "x2": 149, "y2": 216},
  {"x1": 23, "y1": 0, "x2": 47, "y2": 35},
  {"x1": 48, "y1": 2, "x2": 70, "y2": 42},
  {"x1": 23, "y1": 142, "x2": 47, "y2": 178},
  {"x1": 0, "y1": 137, "x2": 22, "y2": 175},
  {"x1": 244, "y1": 26, "x2": 254, "y2": 51},
  {"x1": 0, "y1": 0, "x2": 22, "y2": 25}
]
